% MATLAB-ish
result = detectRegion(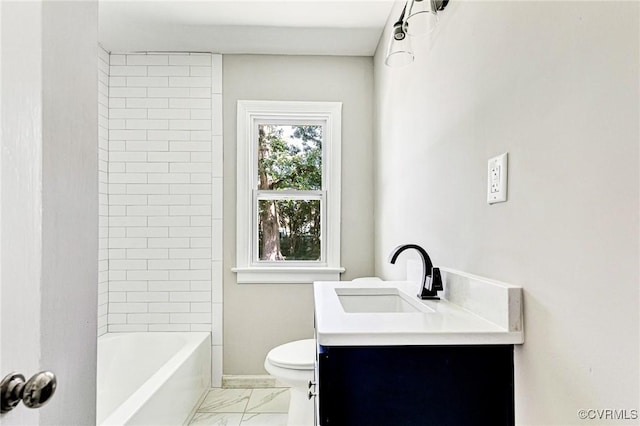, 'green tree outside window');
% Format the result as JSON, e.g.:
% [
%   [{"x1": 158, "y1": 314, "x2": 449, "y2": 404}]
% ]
[{"x1": 257, "y1": 124, "x2": 323, "y2": 261}]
